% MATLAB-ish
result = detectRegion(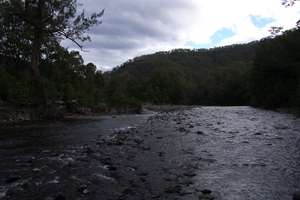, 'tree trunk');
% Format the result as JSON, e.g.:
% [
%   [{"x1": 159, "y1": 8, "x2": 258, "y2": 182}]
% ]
[
  {"x1": 31, "y1": 30, "x2": 41, "y2": 79},
  {"x1": 30, "y1": 0, "x2": 46, "y2": 106}
]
